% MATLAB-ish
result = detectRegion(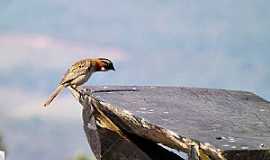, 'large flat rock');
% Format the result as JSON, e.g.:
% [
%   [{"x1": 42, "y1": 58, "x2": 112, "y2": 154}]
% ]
[{"x1": 91, "y1": 86, "x2": 270, "y2": 152}]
